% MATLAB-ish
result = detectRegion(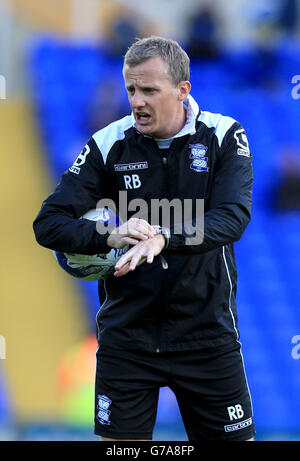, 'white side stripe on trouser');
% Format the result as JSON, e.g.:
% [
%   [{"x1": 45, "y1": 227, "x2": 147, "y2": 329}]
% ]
[
  {"x1": 222, "y1": 245, "x2": 239, "y2": 339},
  {"x1": 238, "y1": 344, "x2": 255, "y2": 417}
]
